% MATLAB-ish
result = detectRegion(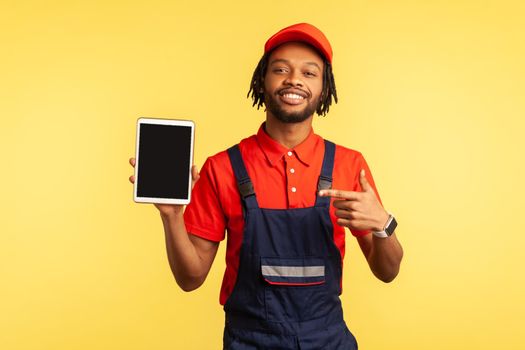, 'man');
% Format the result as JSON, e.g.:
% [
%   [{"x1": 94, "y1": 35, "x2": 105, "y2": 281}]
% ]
[{"x1": 129, "y1": 23, "x2": 403, "y2": 349}]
